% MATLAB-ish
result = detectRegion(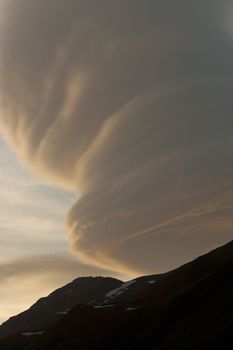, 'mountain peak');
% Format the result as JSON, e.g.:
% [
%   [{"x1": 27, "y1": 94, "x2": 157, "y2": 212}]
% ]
[{"x1": 0, "y1": 276, "x2": 123, "y2": 338}]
